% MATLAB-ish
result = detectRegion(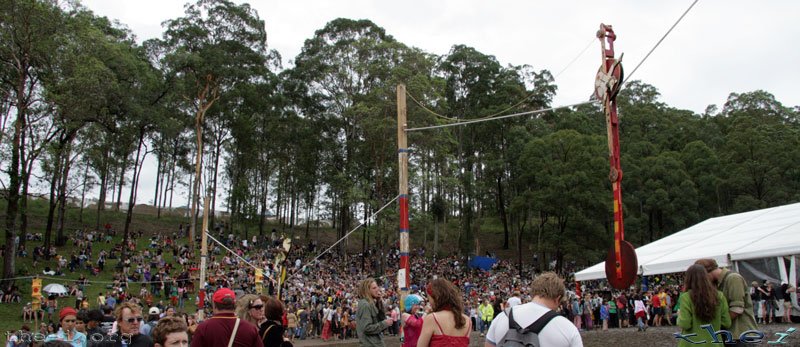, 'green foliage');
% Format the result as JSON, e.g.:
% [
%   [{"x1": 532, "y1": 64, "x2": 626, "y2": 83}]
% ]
[{"x1": 2, "y1": 2, "x2": 799, "y2": 278}]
